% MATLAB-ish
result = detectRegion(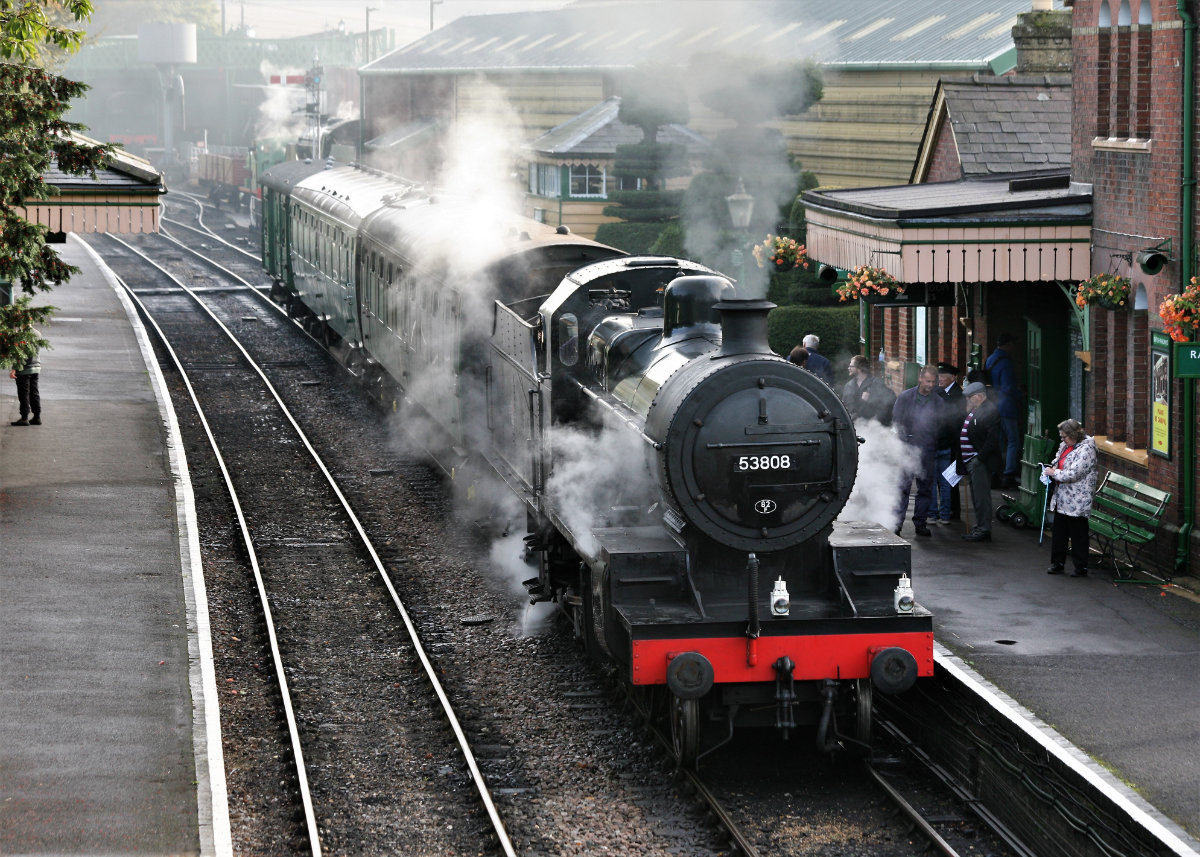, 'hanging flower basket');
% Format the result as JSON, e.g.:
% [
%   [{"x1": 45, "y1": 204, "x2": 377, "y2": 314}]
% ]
[
  {"x1": 835, "y1": 264, "x2": 904, "y2": 302},
  {"x1": 1074, "y1": 273, "x2": 1132, "y2": 310},
  {"x1": 752, "y1": 234, "x2": 809, "y2": 270},
  {"x1": 1159, "y1": 276, "x2": 1200, "y2": 342}
]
